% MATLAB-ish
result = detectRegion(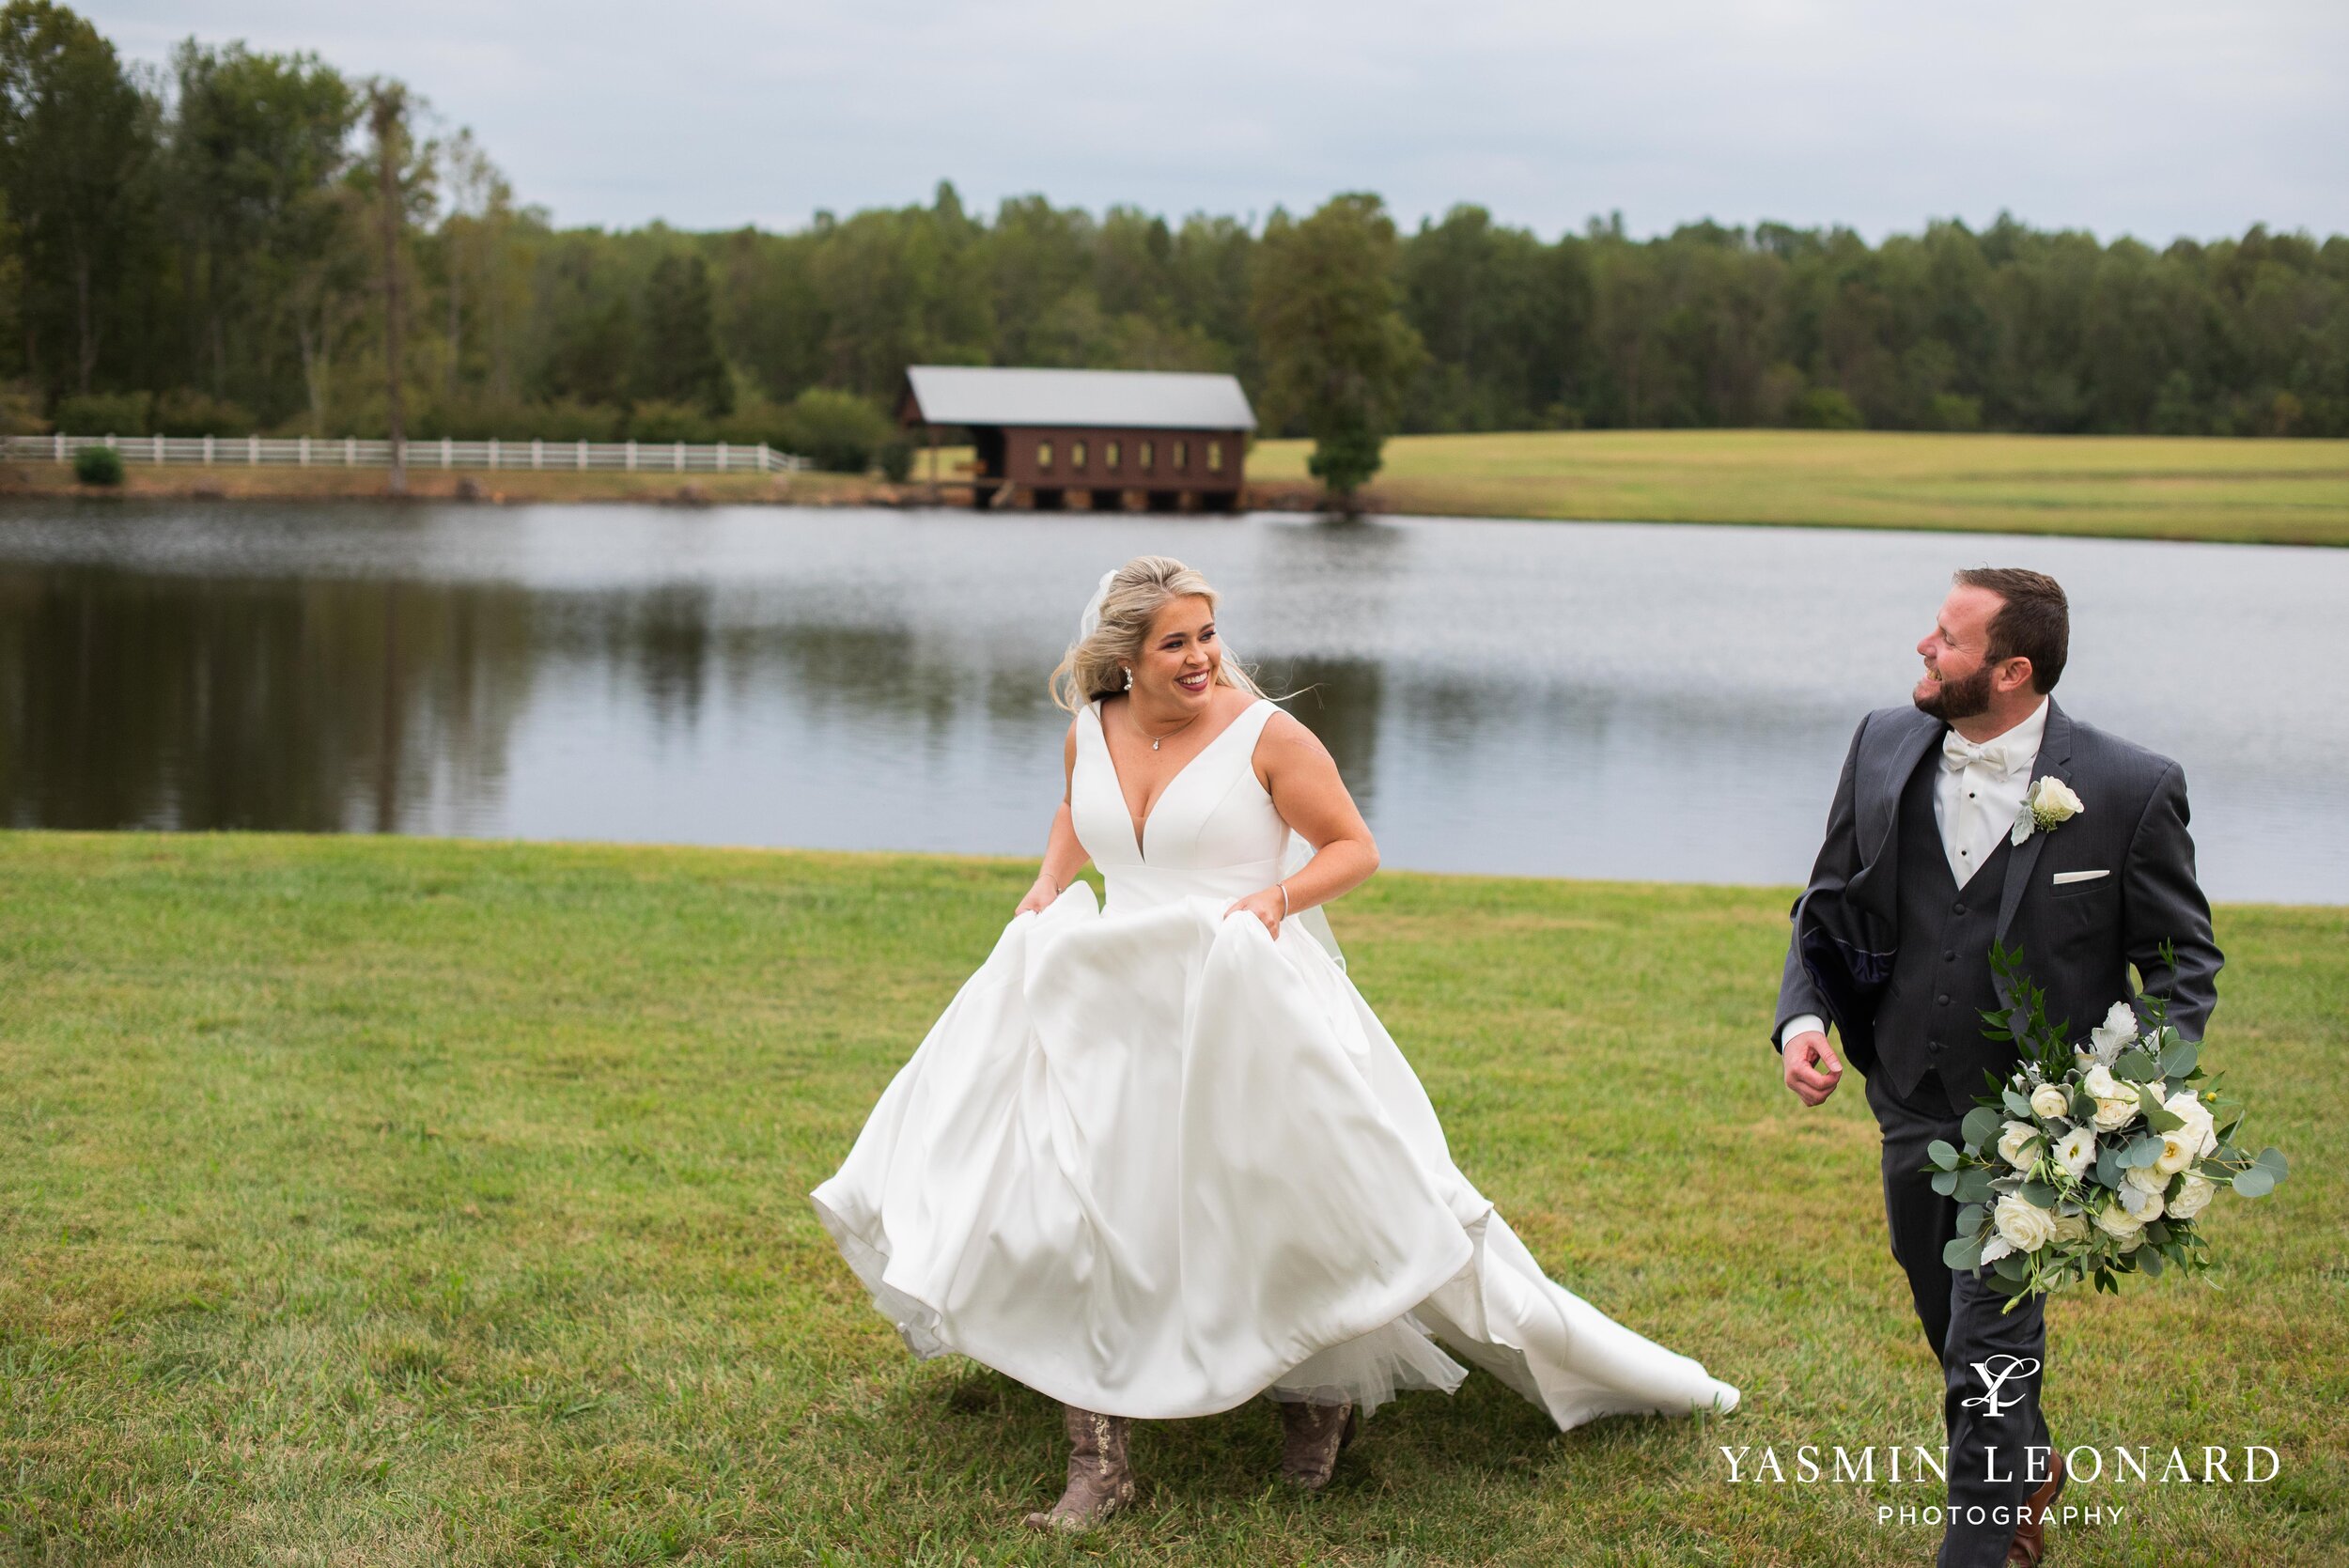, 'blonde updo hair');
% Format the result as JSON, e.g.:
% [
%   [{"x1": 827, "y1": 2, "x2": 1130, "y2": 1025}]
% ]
[{"x1": 1050, "y1": 555, "x2": 1267, "y2": 713}]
